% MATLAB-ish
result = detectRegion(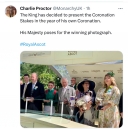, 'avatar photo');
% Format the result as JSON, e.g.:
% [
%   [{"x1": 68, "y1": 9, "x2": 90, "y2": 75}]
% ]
[{"x1": 5, "y1": 6, "x2": 17, "y2": 17}]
